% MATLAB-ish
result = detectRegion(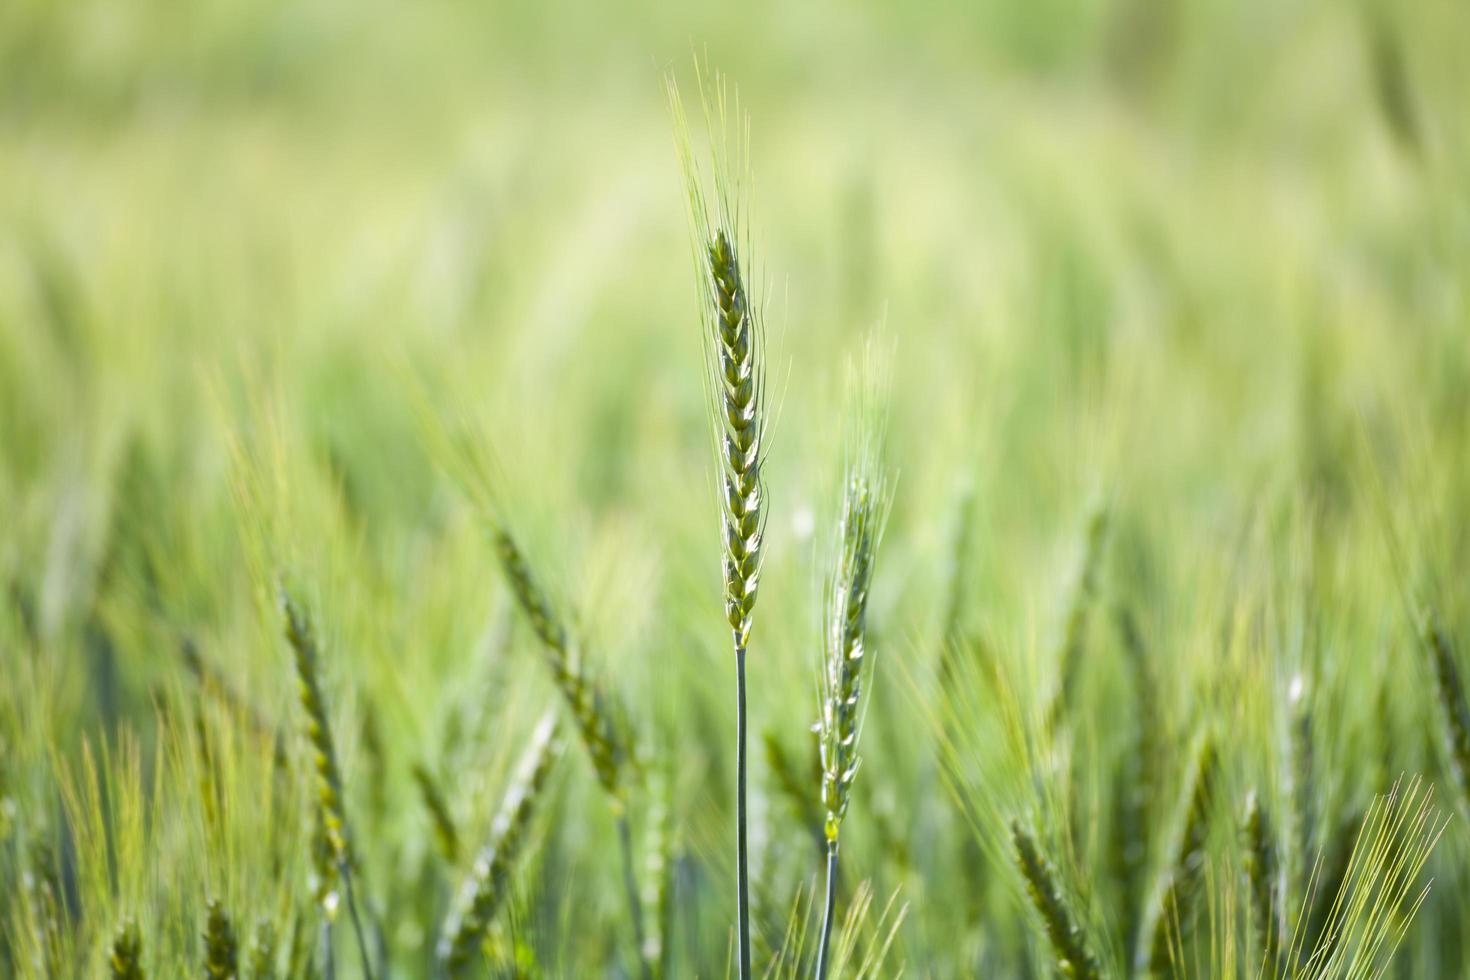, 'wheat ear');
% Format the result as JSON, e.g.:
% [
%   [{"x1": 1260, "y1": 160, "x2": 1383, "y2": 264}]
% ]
[
  {"x1": 671, "y1": 70, "x2": 767, "y2": 980},
  {"x1": 279, "y1": 587, "x2": 376, "y2": 980},
  {"x1": 1010, "y1": 821, "x2": 1103, "y2": 980},
  {"x1": 814, "y1": 422, "x2": 890, "y2": 980},
  {"x1": 1421, "y1": 614, "x2": 1470, "y2": 814},
  {"x1": 490, "y1": 526, "x2": 646, "y2": 974},
  {"x1": 203, "y1": 899, "x2": 239, "y2": 980},
  {"x1": 437, "y1": 706, "x2": 563, "y2": 976},
  {"x1": 110, "y1": 918, "x2": 145, "y2": 980},
  {"x1": 492, "y1": 529, "x2": 627, "y2": 798}
]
